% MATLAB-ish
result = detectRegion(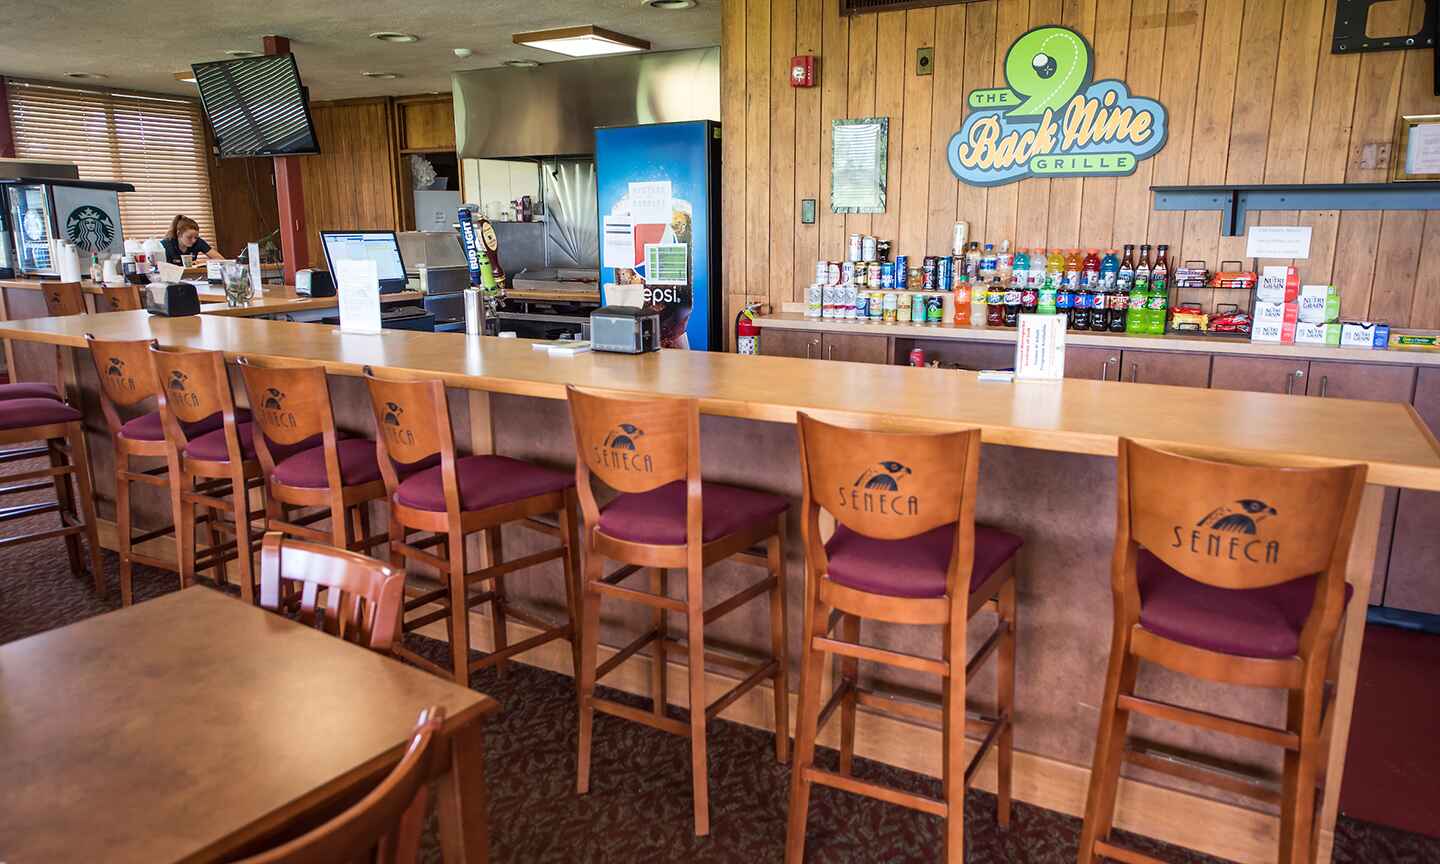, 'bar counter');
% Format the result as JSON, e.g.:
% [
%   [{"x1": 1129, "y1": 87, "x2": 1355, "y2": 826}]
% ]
[{"x1": 2, "y1": 309, "x2": 1437, "y2": 864}]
